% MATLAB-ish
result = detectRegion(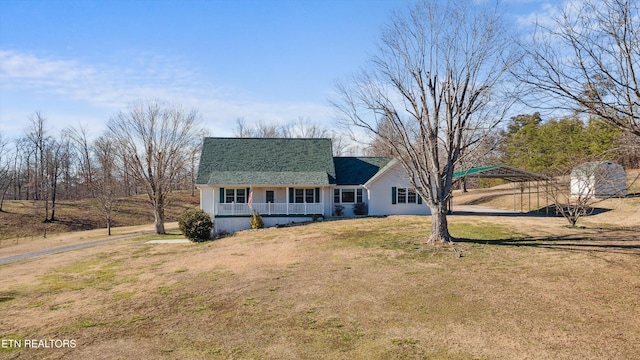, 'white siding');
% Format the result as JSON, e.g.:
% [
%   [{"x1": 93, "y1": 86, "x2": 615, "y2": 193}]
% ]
[
  {"x1": 332, "y1": 186, "x2": 369, "y2": 217},
  {"x1": 570, "y1": 162, "x2": 627, "y2": 198},
  {"x1": 366, "y1": 164, "x2": 431, "y2": 216},
  {"x1": 199, "y1": 186, "x2": 215, "y2": 217}
]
